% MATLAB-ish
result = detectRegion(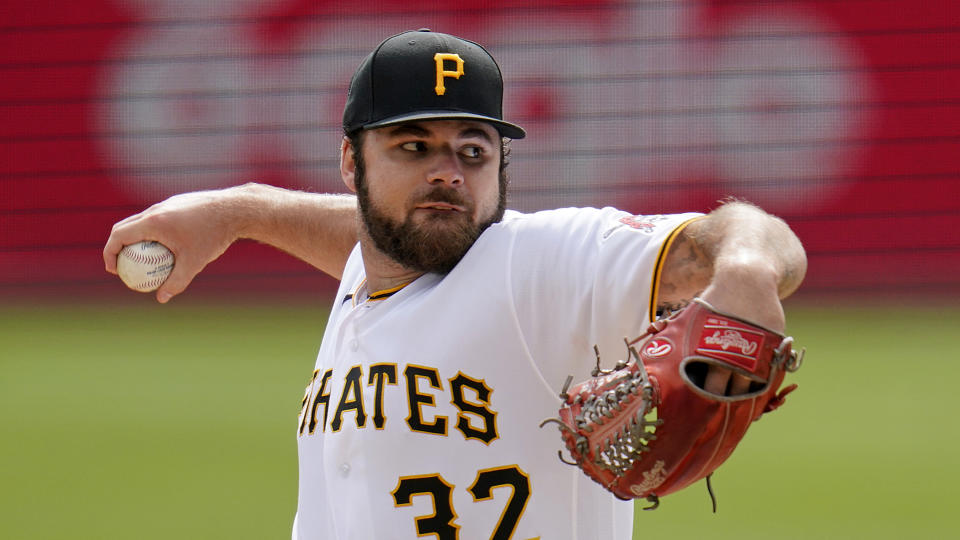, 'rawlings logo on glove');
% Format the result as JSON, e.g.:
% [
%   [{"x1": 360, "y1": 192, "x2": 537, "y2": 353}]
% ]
[{"x1": 541, "y1": 298, "x2": 804, "y2": 510}]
